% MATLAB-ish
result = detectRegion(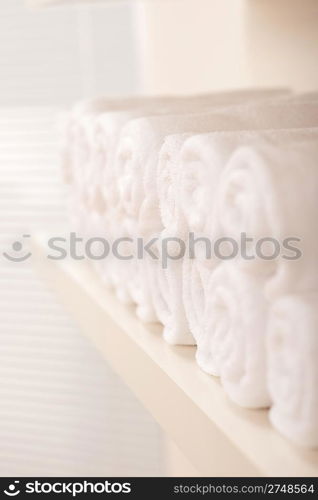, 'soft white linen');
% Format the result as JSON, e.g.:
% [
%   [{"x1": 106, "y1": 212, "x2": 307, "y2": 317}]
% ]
[
  {"x1": 267, "y1": 294, "x2": 318, "y2": 447},
  {"x1": 201, "y1": 263, "x2": 269, "y2": 408},
  {"x1": 81, "y1": 91, "x2": 285, "y2": 302},
  {"x1": 117, "y1": 110, "x2": 251, "y2": 319},
  {"x1": 216, "y1": 128, "x2": 318, "y2": 287},
  {"x1": 178, "y1": 125, "x2": 318, "y2": 344},
  {"x1": 61, "y1": 90, "x2": 318, "y2": 447}
]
